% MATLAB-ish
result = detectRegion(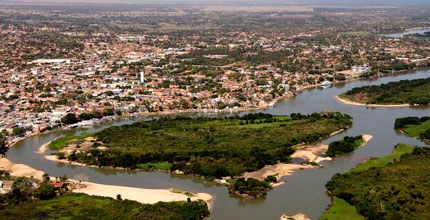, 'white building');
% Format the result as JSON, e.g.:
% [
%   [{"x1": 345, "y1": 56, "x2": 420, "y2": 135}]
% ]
[
  {"x1": 30, "y1": 68, "x2": 42, "y2": 76},
  {"x1": 351, "y1": 64, "x2": 371, "y2": 74},
  {"x1": 140, "y1": 71, "x2": 145, "y2": 84}
]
